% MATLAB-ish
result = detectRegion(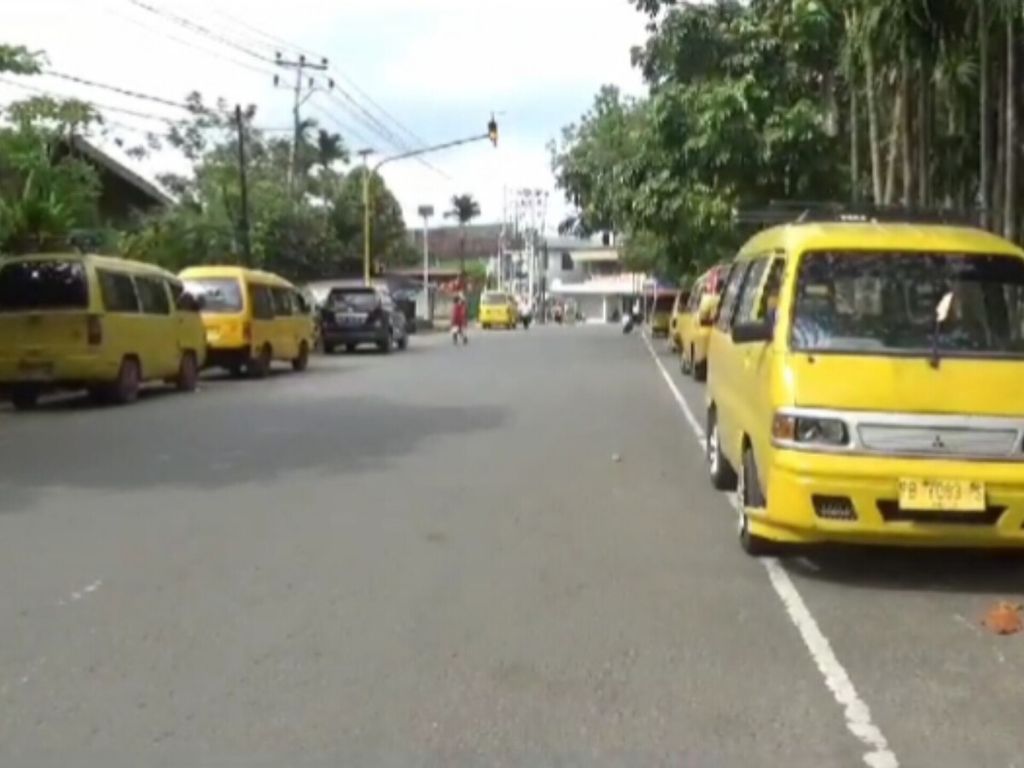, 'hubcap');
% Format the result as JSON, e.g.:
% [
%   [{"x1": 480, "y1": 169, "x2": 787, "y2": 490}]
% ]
[{"x1": 708, "y1": 425, "x2": 719, "y2": 474}]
